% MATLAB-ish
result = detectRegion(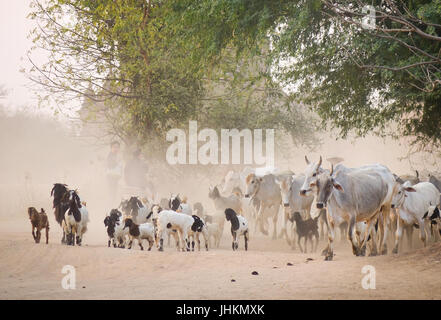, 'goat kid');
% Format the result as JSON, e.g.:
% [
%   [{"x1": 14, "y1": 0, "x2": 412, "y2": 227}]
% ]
[
  {"x1": 123, "y1": 217, "x2": 155, "y2": 251},
  {"x1": 28, "y1": 207, "x2": 49, "y2": 244},
  {"x1": 291, "y1": 212, "x2": 319, "y2": 253}
]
